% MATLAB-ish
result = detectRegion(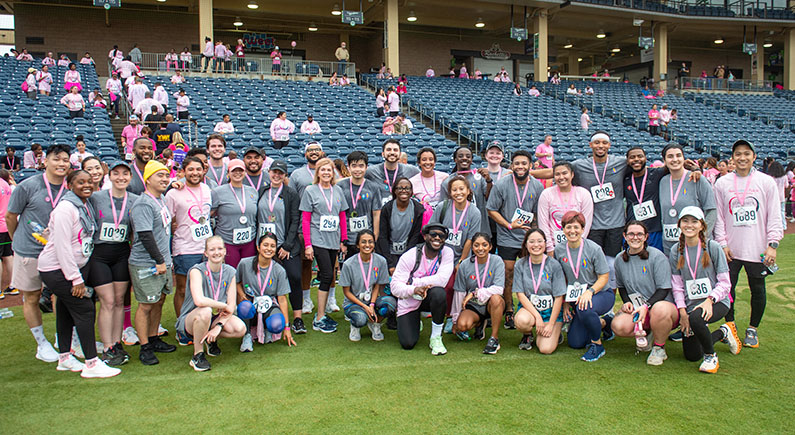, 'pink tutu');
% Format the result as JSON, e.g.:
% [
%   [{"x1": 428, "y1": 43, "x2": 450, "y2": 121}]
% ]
[{"x1": 64, "y1": 82, "x2": 82, "y2": 92}]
